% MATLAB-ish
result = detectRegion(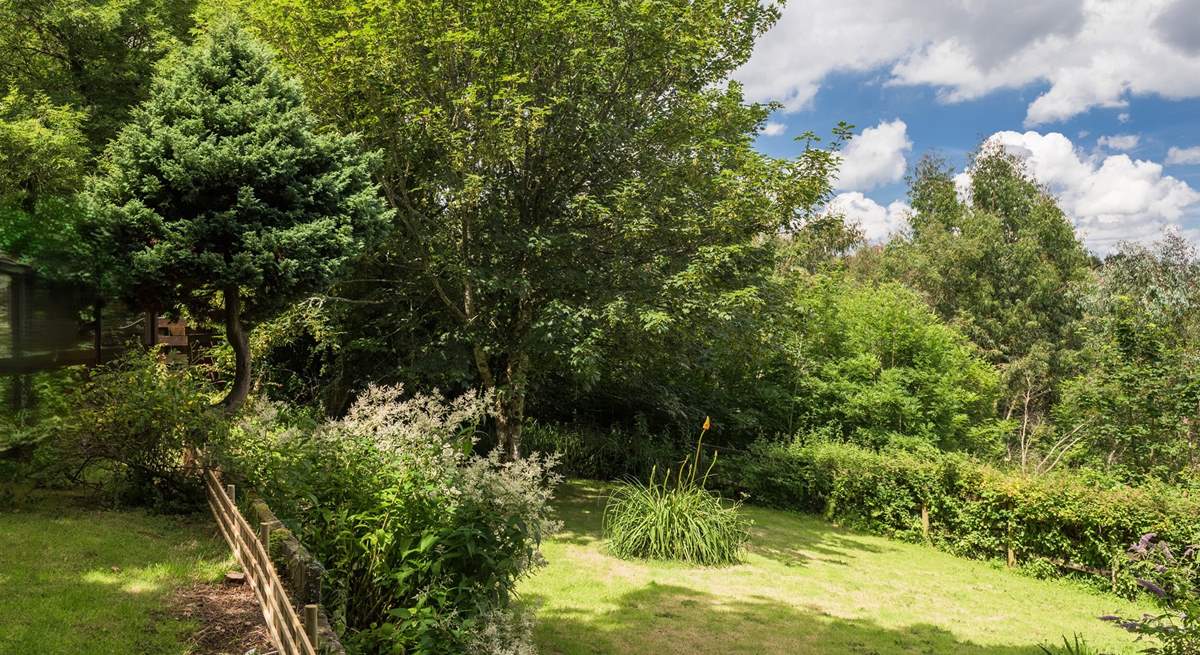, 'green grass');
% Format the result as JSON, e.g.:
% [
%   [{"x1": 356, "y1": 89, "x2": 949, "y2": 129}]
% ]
[
  {"x1": 0, "y1": 490, "x2": 232, "y2": 654},
  {"x1": 521, "y1": 481, "x2": 1154, "y2": 655}
]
